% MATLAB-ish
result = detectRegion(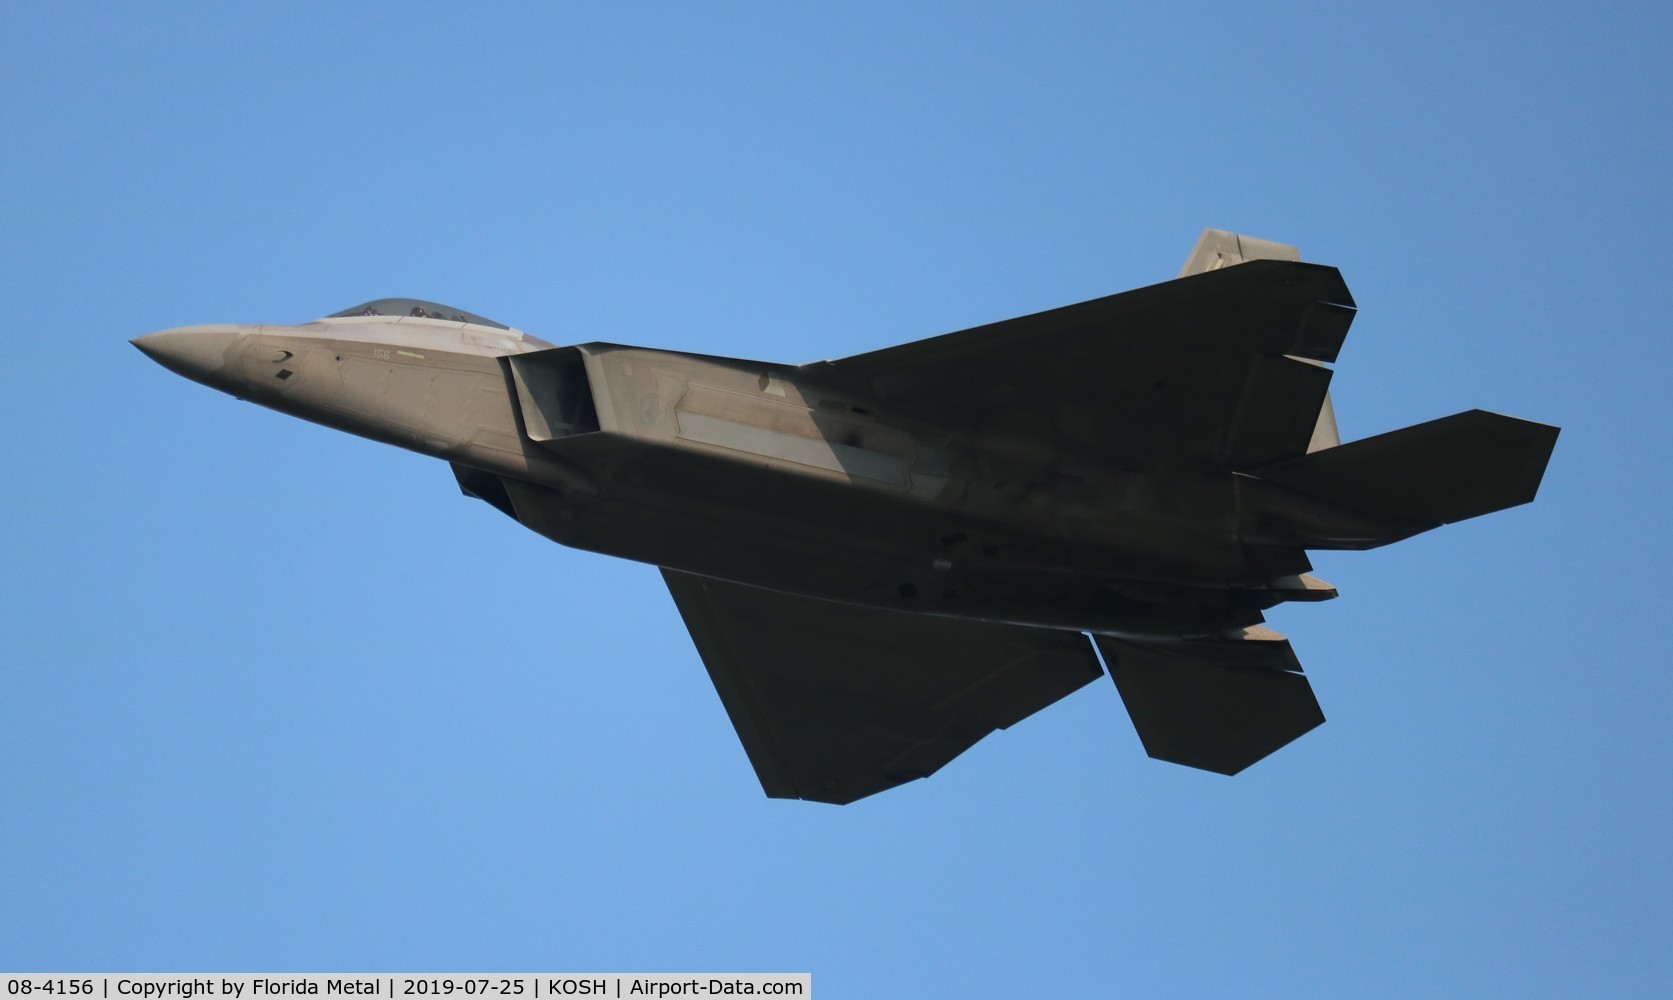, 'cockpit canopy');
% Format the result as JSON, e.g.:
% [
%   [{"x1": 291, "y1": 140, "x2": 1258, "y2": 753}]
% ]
[{"x1": 327, "y1": 298, "x2": 509, "y2": 330}]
